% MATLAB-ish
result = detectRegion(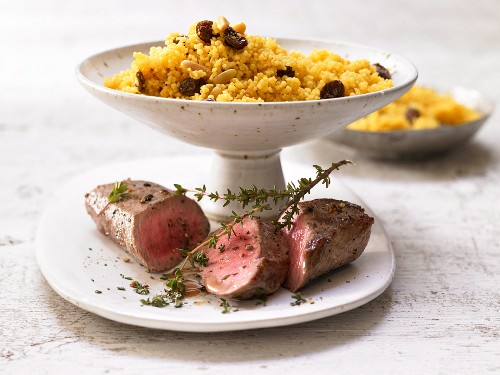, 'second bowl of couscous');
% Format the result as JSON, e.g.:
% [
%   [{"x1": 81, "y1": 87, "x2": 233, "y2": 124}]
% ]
[{"x1": 329, "y1": 86, "x2": 494, "y2": 159}]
